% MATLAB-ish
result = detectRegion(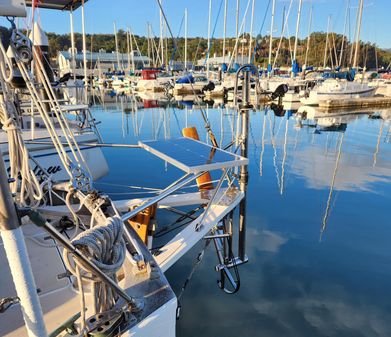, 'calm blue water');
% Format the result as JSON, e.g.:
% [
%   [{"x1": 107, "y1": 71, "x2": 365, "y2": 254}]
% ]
[{"x1": 91, "y1": 95, "x2": 391, "y2": 337}]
